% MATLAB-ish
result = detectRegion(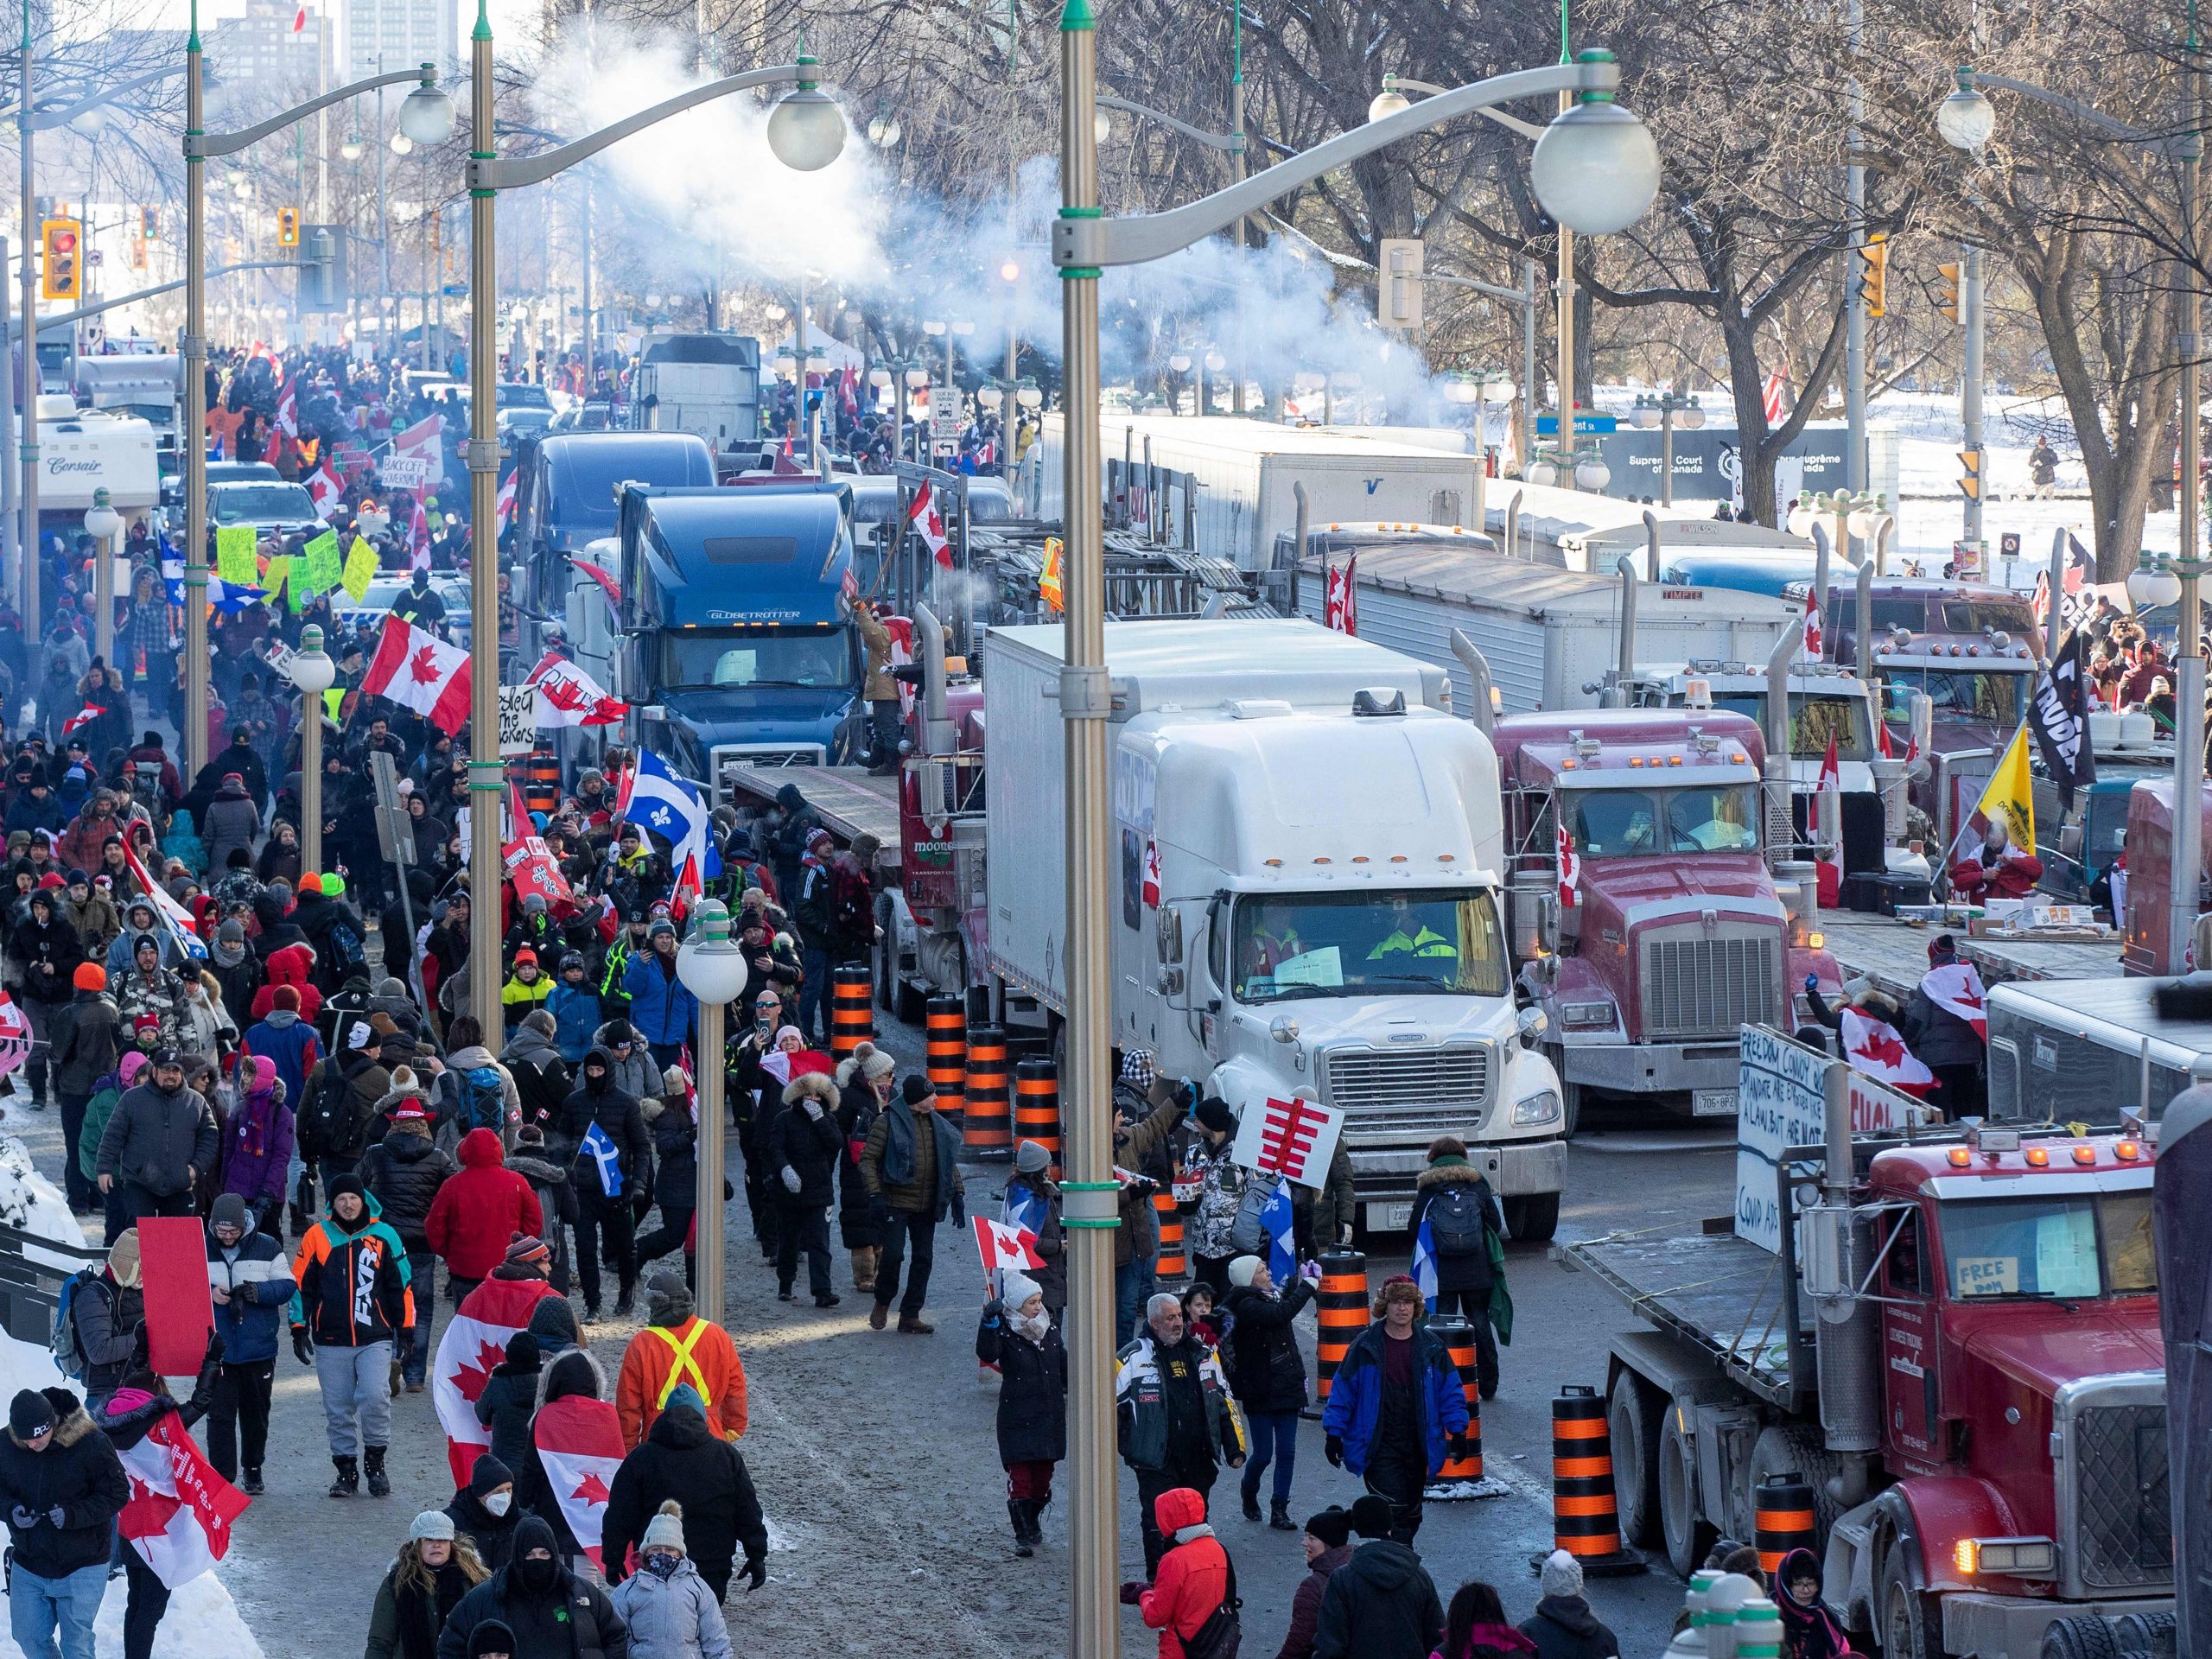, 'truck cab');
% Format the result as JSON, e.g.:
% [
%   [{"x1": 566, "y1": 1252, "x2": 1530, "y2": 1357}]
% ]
[
  {"x1": 616, "y1": 481, "x2": 863, "y2": 785},
  {"x1": 1492, "y1": 709, "x2": 1835, "y2": 1126},
  {"x1": 1828, "y1": 579, "x2": 2038, "y2": 756}
]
